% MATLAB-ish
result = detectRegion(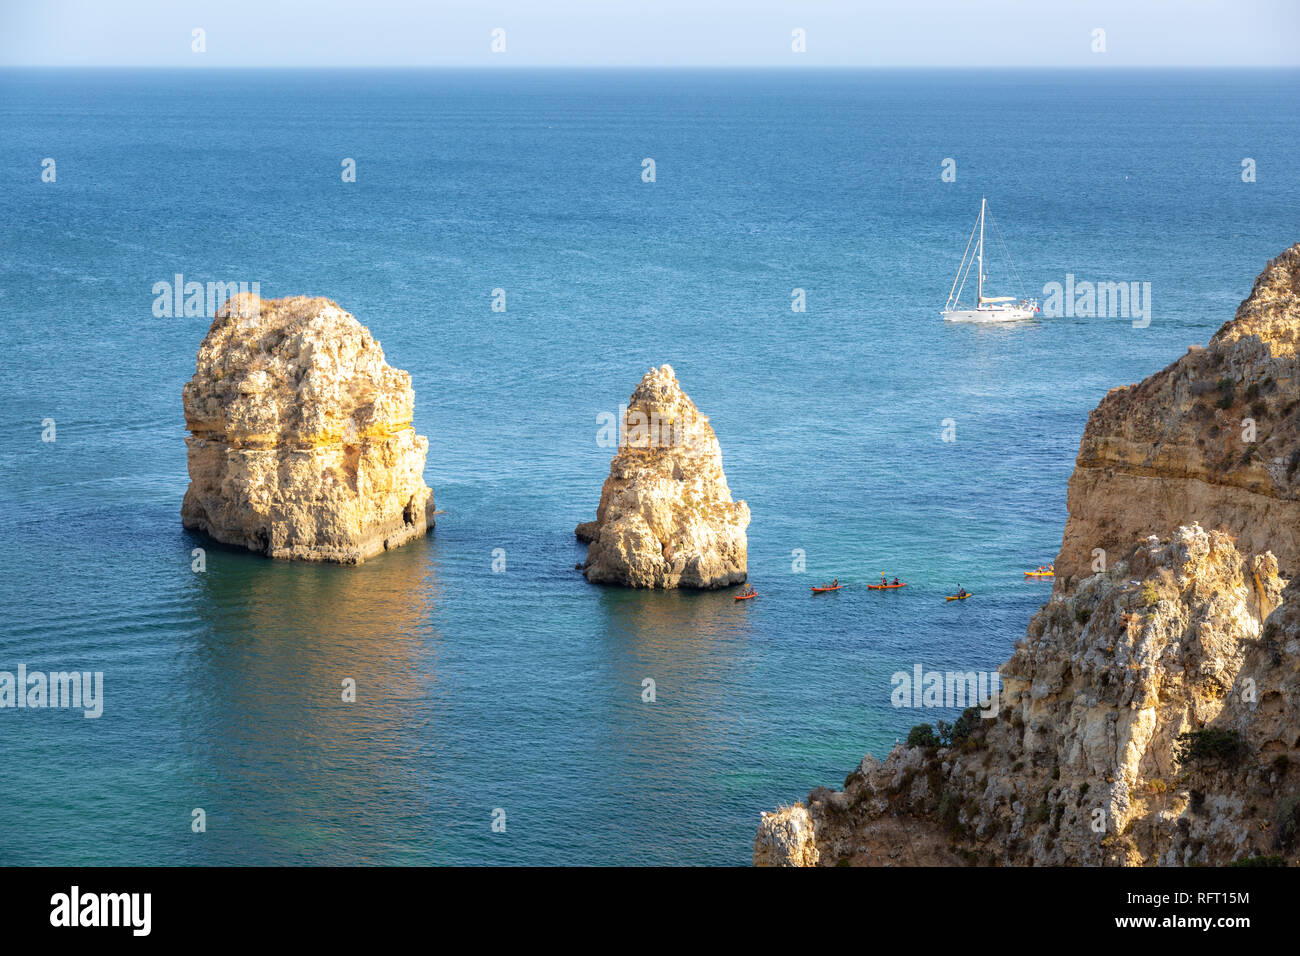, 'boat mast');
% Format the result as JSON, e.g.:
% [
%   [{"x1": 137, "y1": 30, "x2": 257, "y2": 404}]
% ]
[{"x1": 977, "y1": 197, "x2": 985, "y2": 306}]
